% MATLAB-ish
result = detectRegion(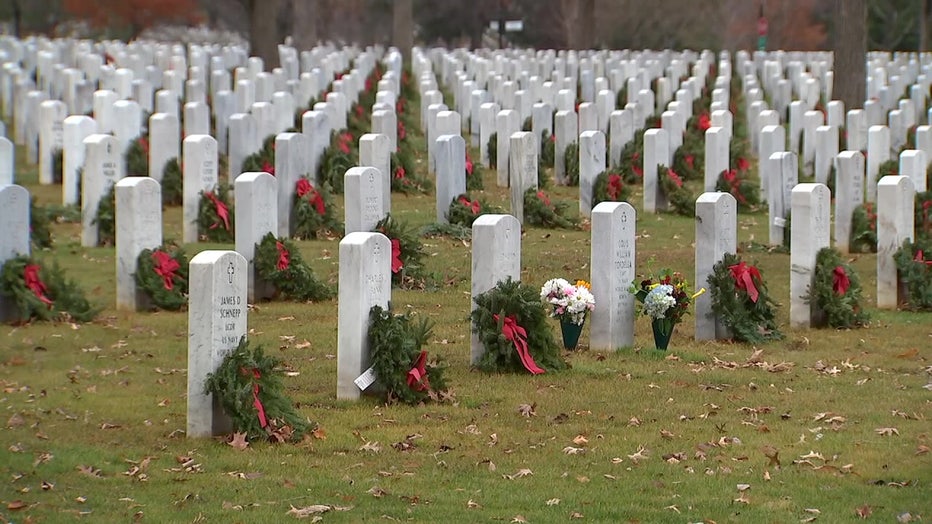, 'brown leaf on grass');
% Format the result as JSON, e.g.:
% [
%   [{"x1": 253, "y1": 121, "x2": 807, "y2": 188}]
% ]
[
  {"x1": 502, "y1": 468, "x2": 533, "y2": 480},
  {"x1": 511, "y1": 515, "x2": 528, "y2": 523},
  {"x1": 100, "y1": 422, "x2": 121, "y2": 430},
  {"x1": 762, "y1": 445, "x2": 780, "y2": 467},
  {"x1": 77, "y1": 465, "x2": 103, "y2": 478},
  {"x1": 660, "y1": 429, "x2": 676, "y2": 440},
  {"x1": 896, "y1": 348, "x2": 919, "y2": 359},
  {"x1": 916, "y1": 444, "x2": 930, "y2": 455},
  {"x1": 627, "y1": 446, "x2": 649, "y2": 464},
  {"x1": 367, "y1": 486, "x2": 388, "y2": 497},
  {"x1": 467, "y1": 499, "x2": 481, "y2": 509},
  {"x1": 570, "y1": 512, "x2": 584, "y2": 519},
  {"x1": 7, "y1": 413, "x2": 25, "y2": 428},
  {"x1": 286, "y1": 504, "x2": 351, "y2": 517},
  {"x1": 572, "y1": 435, "x2": 588, "y2": 446},
  {"x1": 546, "y1": 498, "x2": 561, "y2": 506},
  {"x1": 875, "y1": 427, "x2": 900, "y2": 437},
  {"x1": 311, "y1": 427, "x2": 327, "y2": 440},
  {"x1": 228, "y1": 432, "x2": 249, "y2": 450},
  {"x1": 7, "y1": 500, "x2": 27, "y2": 510},
  {"x1": 517, "y1": 403, "x2": 537, "y2": 417},
  {"x1": 627, "y1": 416, "x2": 642, "y2": 427},
  {"x1": 562, "y1": 446, "x2": 584, "y2": 455},
  {"x1": 855, "y1": 504, "x2": 873, "y2": 518},
  {"x1": 359, "y1": 441, "x2": 382, "y2": 452}
]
